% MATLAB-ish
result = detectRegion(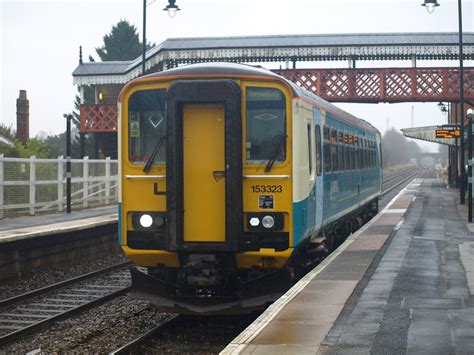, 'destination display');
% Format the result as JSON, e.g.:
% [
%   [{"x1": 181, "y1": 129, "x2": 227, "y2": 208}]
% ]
[{"x1": 435, "y1": 125, "x2": 461, "y2": 139}]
